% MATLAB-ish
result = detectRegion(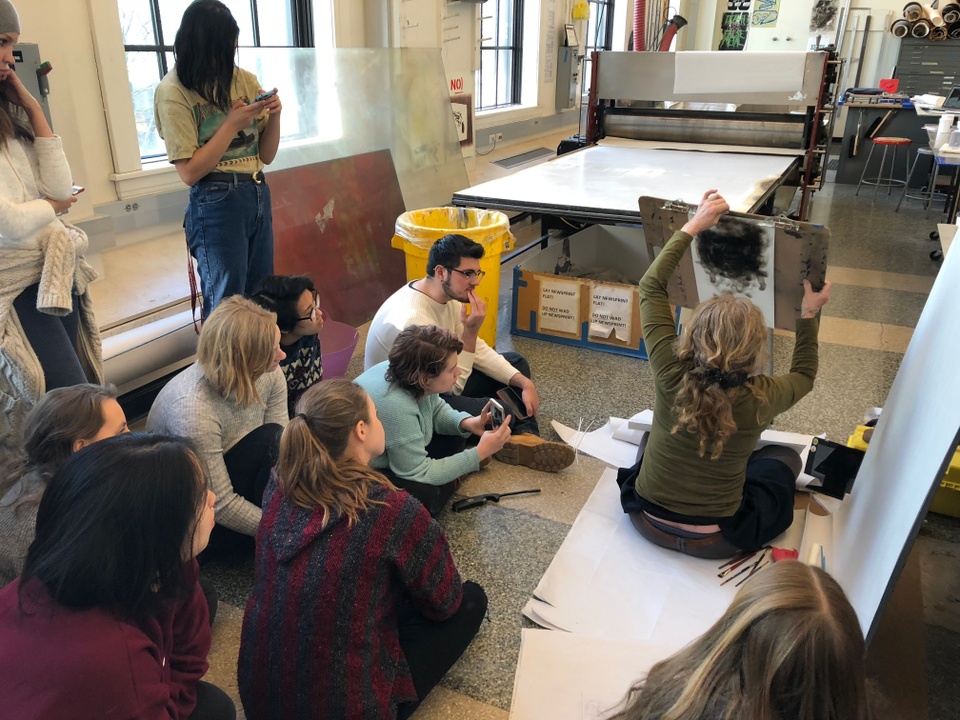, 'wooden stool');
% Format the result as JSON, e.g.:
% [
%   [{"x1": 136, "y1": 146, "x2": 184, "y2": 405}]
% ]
[{"x1": 856, "y1": 137, "x2": 912, "y2": 200}]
